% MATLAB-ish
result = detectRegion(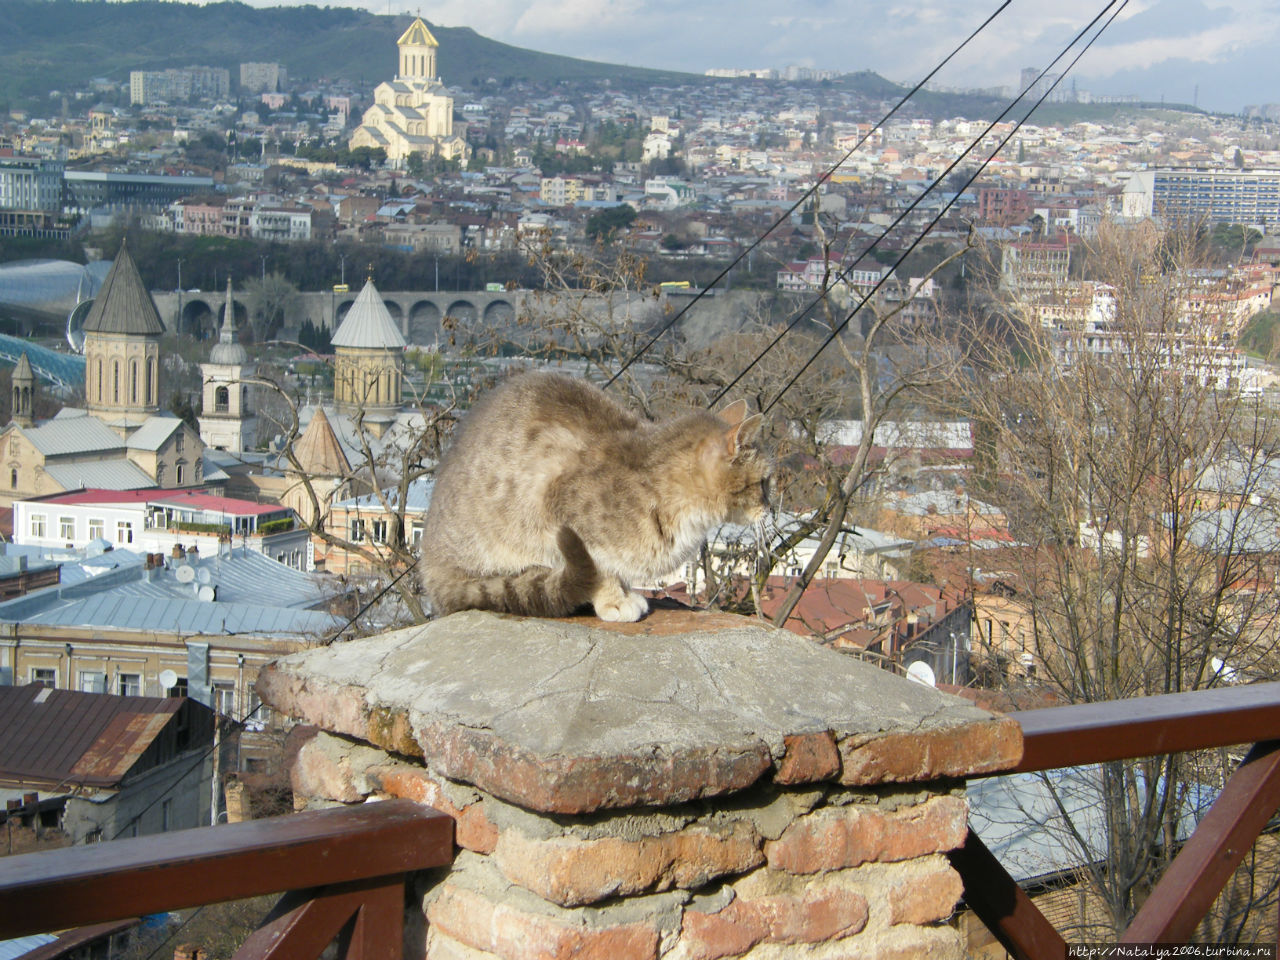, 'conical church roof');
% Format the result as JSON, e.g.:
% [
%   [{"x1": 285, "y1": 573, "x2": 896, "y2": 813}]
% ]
[
  {"x1": 81, "y1": 241, "x2": 165, "y2": 336},
  {"x1": 293, "y1": 407, "x2": 352, "y2": 478},
  {"x1": 12, "y1": 351, "x2": 33, "y2": 382},
  {"x1": 331, "y1": 280, "x2": 406, "y2": 350},
  {"x1": 397, "y1": 17, "x2": 438, "y2": 47}
]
